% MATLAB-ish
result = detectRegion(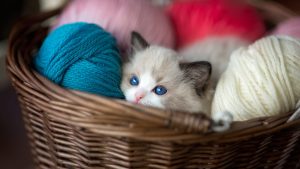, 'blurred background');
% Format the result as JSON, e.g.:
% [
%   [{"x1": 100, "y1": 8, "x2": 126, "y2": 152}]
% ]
[
  {"x1": 0, "y1": 0, "x2": 299, "y2": 169},
  {"x1": 0, "y1": 1, "x2": 67, "y2": 169}
]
